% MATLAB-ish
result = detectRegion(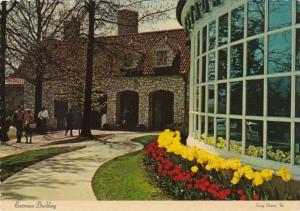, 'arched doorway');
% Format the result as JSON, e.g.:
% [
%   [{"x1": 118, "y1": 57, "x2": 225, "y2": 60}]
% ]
[
  {"x1": 117, "y1": 90, "x2": 139, "y2": 131},
  {"x1": 149, "y1": 90, "x2": 174, "y2": 130}
]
